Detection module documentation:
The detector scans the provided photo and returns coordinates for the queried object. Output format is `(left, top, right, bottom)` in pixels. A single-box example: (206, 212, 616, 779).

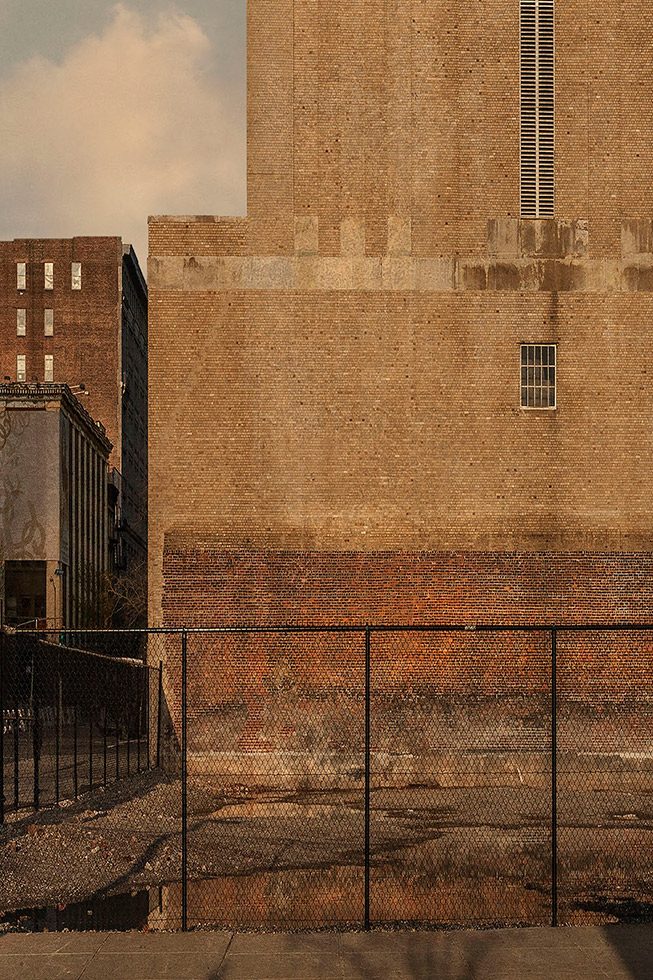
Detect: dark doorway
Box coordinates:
(4, 560, 46, 626)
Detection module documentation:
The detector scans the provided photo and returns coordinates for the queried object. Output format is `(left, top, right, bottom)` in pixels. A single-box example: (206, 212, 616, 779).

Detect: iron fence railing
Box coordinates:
(0, 631, 163, 819)
(1, 624, 653, 934)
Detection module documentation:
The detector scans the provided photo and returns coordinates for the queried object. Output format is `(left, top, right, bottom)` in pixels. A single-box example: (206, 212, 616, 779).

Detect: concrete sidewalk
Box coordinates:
(0, 923, 652, 979)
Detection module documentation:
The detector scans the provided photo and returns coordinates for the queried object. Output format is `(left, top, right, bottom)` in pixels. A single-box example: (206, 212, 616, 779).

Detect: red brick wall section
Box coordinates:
(159, 547, 653, 748)
(162, 546, 653, 628)
(0, 237, 123, 469)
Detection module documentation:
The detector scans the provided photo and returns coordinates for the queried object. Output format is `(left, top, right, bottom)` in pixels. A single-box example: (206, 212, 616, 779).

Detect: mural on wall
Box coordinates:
(0, 409, 47, 563)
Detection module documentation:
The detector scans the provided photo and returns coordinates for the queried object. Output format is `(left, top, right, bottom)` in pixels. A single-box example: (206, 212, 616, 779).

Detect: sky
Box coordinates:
(0, 0, 246, 268)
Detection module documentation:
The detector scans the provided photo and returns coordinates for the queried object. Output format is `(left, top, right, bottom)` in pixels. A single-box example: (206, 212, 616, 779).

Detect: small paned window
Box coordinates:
(520, 344, 556, 409)
(16, 354, 26, 382)
(44, 262, 54, 290)
(44, 309, 54, 336)
(16, 263, 26, 290)
(71, 262, 82, 290)
(44, 354, 54, 382)
(16, 309, 26, 336)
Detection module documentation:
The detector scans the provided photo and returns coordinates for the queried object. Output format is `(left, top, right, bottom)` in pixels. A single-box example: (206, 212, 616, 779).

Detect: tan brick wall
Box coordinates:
(148, 1, 653, 626)
(149, 285, 653, 622)
(150, 1, 653, 260)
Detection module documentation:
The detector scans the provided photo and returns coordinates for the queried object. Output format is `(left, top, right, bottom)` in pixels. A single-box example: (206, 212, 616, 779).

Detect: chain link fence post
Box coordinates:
(0, 629, 5, 826)
(55, 648, 61, 804)
(364, 625, 371, 931)
(156, 660, 163, 770)
(551, 626, 558, 928)
(145, 660, 151, 771)
(13, 684, 19, 812)
(32, 694, 40, 811)
(73, 701, 78, 800)
(103, 703, 108, 787)
(181, 628, 188, 932)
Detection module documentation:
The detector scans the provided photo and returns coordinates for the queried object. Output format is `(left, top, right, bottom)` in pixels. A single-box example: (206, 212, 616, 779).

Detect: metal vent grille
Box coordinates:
(520, 0, 555, 218)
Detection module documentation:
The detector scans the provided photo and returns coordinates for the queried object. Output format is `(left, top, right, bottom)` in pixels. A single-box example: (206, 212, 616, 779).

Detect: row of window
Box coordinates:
(16, 309, 54, 337)
(16, 262, 82, 291)
(12, 346, 556, 409)
(16, 354, 54, 383)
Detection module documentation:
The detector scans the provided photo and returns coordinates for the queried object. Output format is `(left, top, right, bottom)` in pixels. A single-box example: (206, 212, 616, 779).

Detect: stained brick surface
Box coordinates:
(1, 238, 123, 467)
(1, 236, 148, 564)
(161, 547, 653, 718)
(148, 2, 653, 632)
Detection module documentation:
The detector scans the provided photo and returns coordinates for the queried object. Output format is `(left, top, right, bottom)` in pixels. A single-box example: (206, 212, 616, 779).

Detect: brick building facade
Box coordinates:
(0, 384, 112, 627)
(148, 1, 653, 631)
(0, 238, 147, 604)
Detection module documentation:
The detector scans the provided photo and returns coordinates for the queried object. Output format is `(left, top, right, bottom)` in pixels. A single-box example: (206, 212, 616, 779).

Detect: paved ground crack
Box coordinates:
(215, 932, 234, 977)
(75, 932, 110, 980)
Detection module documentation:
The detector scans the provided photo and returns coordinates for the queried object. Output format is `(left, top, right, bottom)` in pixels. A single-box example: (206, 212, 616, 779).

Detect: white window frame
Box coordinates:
(44, 309, 54, 336)
(520, 0, 555, 218)
(16, 262, 26, 290)
(16, 354, 26, 382)
(44, 262, 54, 290)
(71, 262, 82, 290)
(520, 344, 557, 409)
(16, 309, 26, 337)
(44, 354, 54, 382)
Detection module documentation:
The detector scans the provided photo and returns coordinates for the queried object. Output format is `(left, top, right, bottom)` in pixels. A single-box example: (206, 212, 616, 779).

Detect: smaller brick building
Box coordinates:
(0, 383, 112, 627)
(0, 237, 147, 612)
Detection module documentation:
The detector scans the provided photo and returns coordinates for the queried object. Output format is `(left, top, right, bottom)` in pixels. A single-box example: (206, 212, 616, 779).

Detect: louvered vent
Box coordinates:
(520, 0, 555, 218)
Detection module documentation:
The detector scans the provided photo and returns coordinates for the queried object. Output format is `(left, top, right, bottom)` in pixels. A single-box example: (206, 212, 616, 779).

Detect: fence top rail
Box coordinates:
(1, 634, 148, 669)
(45, 641, 147, 669)
(184, 623, 653, 633)
(367, 623, 653, 633)
(2, 626, 170, 635)
(6, 623, 653, 636)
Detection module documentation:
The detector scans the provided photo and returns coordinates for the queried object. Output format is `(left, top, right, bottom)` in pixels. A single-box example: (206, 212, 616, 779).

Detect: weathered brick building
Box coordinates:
(0, 238, 147, 599)
(0, 383, 112, 627)
(148, 0, 653, 630)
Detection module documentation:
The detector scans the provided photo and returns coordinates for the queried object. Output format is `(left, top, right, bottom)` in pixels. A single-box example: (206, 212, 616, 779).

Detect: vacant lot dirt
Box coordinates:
(1, 757, 652, 931)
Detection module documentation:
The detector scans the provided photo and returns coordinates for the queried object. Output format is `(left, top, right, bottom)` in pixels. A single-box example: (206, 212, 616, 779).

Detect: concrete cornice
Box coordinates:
(0, 383, 112, 457)
(148, 217, 653, 293)
(148, 252, 653, 294)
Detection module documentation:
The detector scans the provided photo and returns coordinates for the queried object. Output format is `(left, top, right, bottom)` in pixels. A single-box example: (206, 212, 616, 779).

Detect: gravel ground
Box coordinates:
(1, 767, 652, 930)
(0, 772, 182, 911)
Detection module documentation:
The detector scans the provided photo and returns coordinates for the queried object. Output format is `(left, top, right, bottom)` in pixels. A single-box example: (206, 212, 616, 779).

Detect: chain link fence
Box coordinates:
(1, 625, 652, 933)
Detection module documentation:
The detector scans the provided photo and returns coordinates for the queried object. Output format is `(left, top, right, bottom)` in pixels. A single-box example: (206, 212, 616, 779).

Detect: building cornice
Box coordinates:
(149, 252, 653, 295)
(149, 218, 653, 294)
(0, 384, 112, 457)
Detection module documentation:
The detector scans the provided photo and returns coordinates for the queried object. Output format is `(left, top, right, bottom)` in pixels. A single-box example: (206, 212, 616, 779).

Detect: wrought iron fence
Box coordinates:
(0, 631, 163, 818)
(1, 624, 652, 934)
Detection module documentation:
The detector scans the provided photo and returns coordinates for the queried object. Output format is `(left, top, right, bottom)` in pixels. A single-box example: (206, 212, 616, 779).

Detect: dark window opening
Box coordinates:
(4, 560, 47, 626)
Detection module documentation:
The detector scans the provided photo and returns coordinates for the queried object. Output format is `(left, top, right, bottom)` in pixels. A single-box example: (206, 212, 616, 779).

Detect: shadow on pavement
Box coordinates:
(600, 923, 653, 980)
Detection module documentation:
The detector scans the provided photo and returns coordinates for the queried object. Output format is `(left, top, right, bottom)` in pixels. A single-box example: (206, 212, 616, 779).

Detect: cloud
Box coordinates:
(0, 4, 246, 268)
